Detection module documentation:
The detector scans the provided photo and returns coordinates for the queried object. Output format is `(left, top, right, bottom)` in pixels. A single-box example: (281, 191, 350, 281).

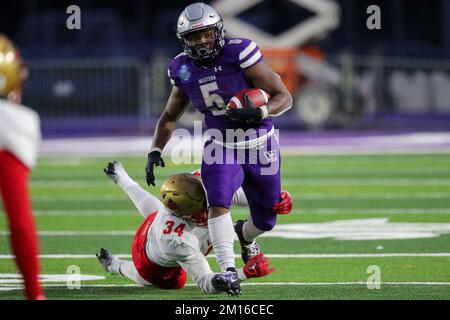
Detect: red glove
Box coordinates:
(243, 253, 276, 279)
(272, 191, 293, 215)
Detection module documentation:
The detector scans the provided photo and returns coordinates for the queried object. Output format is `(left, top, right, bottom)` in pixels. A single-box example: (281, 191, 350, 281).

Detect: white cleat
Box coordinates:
(96, 248, 120, 275)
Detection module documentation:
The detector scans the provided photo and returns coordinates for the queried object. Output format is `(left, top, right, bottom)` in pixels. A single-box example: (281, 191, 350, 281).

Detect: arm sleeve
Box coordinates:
(231, 187, 248, 207)
(169, 245, 220, 294)
(121, 182, 165, 218)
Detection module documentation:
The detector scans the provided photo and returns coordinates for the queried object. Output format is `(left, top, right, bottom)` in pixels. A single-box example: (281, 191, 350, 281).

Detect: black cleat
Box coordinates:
(234, 220, 260, 263)
(212, 267, 241, 296)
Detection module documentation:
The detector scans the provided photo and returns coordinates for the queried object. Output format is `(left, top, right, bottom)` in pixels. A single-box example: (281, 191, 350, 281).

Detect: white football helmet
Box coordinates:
(176, 2, 226, 62)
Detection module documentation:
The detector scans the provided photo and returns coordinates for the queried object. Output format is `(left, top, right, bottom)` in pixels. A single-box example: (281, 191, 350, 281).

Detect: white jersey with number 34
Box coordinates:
(145, 207, 216, 293)
(127, 178, 248, 294)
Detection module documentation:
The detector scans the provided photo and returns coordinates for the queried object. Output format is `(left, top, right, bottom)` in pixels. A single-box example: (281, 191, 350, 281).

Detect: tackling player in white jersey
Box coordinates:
(97, 161, 291, 295)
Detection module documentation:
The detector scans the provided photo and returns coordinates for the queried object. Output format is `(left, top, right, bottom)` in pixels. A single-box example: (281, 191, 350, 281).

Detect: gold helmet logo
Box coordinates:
(0, 34, 24, 100)
(160, 173, 207, 225)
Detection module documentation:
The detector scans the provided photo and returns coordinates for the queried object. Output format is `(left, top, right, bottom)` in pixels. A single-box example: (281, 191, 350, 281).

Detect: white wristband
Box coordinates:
(260, 105, 269, 119)
(237, 267, 247, 280)
(150, 147, 162, 154)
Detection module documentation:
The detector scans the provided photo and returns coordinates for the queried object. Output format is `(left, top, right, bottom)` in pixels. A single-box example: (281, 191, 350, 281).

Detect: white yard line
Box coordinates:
(26, 208, 450, 216)
(294, 193, 450, 200)
(33, 196, 130, 201)
(29, 179, 450, 188)
(33, 210, 135, 216)
(303, 208, 450, 214)
(281, 179, 450, 186)
(282, 148, 450, 156)
(1, 282, 450, 292)
(243, 282, 450, 286)
(0, 231, 136, 236)
(280, 168, 450, 174)
(32, 168, 450, 176)
(31, 193, 450, 201)
(264, 253, 450, 258)
(1, 253, 449, 259)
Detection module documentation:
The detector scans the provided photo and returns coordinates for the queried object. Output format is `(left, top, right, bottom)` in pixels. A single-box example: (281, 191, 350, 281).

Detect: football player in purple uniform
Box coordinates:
(145, 2, 292, 296)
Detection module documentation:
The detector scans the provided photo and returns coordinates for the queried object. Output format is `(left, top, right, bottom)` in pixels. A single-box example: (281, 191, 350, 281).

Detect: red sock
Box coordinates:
(0, 150, 45, 300)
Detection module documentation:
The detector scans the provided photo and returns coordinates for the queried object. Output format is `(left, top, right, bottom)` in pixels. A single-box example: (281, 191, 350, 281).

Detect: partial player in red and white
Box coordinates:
(97, 161, 291, 295)
(0, 34, 45, 300)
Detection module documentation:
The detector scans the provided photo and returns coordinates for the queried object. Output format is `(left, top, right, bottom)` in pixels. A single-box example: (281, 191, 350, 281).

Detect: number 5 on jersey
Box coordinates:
(163, 220, 185, 237)
(200, 81, 226, 116)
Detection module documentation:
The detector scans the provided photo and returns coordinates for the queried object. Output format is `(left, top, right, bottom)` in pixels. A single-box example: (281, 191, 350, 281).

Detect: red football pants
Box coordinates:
(0, 150, 44, 300)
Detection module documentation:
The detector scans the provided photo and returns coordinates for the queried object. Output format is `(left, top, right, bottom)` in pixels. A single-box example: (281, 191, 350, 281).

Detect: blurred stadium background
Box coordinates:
(1, 0, 450, 300)
(2, 0, 450, 137)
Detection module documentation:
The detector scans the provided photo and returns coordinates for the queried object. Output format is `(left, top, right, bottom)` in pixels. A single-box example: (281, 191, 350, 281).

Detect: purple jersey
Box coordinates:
(168, 38, 273, 134)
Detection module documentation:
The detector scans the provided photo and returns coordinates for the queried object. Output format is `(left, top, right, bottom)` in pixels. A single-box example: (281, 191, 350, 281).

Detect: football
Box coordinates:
(227, 88, 271, 110)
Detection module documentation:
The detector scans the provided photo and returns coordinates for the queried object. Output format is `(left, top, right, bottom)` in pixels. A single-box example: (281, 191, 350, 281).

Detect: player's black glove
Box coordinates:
(225, 94, 264, 124)
(145, 150, 165, 186)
